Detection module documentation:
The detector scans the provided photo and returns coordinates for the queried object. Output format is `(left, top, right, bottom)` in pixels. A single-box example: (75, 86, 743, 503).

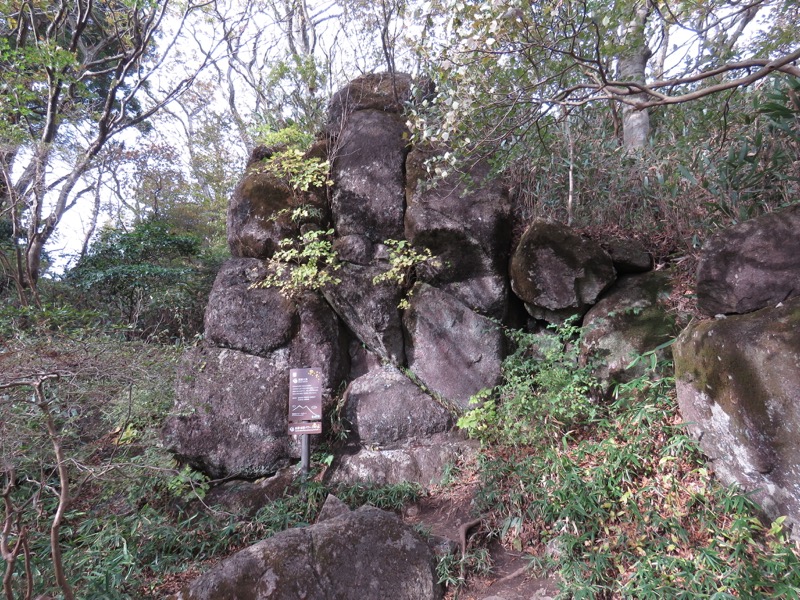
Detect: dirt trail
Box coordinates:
(403, 487, 560, 600)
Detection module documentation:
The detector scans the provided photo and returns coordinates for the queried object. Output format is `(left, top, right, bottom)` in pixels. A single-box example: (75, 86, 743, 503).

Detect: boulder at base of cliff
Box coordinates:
(510, 221, 616, 322)
(173, 506, 440, 600)
(165, 290, 347, 479)
(342, 365, 452, 446)
(326, 432, 477, 488)
(674, 297, 800, 536)
(696, 204, 800, 316)
(581, 272, 678, 388)
(403, 283, 505, 409)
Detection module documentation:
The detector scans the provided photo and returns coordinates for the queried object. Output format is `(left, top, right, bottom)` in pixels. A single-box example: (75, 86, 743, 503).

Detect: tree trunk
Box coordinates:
(617, 2, 653, 151)
(618, 45, 652, 150)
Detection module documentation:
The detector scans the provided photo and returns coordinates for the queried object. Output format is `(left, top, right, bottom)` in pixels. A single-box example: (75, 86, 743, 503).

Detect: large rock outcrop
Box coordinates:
(174, 505, 441, 600)
(510, 220, 616, 322)
(674, 297, 800, 534)
(696, 204, 800, 316)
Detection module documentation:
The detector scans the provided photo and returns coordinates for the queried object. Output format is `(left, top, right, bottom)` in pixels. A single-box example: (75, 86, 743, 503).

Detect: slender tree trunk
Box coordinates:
(617, 2, 652, 151)
(618, 45, 653, 150)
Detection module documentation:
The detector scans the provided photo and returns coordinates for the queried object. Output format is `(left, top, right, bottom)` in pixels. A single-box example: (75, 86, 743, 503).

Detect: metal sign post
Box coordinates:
(288, 368, 323, 478)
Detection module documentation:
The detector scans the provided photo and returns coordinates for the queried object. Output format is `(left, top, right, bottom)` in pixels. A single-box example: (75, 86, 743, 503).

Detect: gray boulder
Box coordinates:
(326, 433, 478, 488)
(405, 148, 512, 319)
(174, 506, 440, 600)
(581, 272, 677, 386)
(204, 258, 298, 356)
(162, 345, 293, 479)
(330, 109, 408, 243)
(696, 204, 800, 315)
(674, 297, 800, 535)
(343, 365, 452, 445)
(403, 284, 505, 409)
(510, 221, 616, 322)
(324, 261, 406, 365)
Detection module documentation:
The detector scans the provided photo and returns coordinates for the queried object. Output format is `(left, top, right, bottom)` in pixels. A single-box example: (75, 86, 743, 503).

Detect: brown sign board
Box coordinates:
(289, 368, 322, 421)
(289, 421, 323, 435)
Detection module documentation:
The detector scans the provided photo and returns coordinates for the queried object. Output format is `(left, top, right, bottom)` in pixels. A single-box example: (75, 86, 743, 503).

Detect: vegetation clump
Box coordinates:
(457, 322, 800, 598)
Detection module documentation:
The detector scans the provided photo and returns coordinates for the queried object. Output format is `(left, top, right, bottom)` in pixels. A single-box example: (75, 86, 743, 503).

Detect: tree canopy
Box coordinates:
(0, 0, 212, 299)
(411, 0, 800, 160)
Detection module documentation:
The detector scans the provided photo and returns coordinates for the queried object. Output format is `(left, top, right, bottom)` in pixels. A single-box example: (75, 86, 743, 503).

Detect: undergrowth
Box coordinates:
(459, 323, 800, 599)
(0, 326, 423, 599)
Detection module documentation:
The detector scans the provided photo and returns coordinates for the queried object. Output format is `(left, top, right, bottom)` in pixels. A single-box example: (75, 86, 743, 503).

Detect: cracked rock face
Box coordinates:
(403, 283, 506, 409)
(172, 505, 441, 600)
(674, 297, 800, 537)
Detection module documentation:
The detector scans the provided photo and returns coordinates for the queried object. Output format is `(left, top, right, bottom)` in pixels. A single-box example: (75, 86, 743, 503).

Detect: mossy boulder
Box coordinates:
(204, 258, 299, 356)
(323, 260, 406, 365)
(325, 432, 477, 489)
(227, 146, 329, 259)
(164, 293, 347, 479)
(674, 297, 800, 535)
(581, 272, 678, 389)
(329, 109, 408, 243)
(327, 72, 414, 130)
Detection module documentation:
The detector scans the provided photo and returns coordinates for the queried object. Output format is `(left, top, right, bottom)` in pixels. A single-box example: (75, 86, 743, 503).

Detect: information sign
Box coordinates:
(288, 368, 322, 422)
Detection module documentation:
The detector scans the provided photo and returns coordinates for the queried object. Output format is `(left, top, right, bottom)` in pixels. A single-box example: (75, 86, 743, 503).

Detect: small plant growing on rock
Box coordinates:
(372, 239, 433, 309)
(255, 228, 341, 298)
(261, 149, 332, 193)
